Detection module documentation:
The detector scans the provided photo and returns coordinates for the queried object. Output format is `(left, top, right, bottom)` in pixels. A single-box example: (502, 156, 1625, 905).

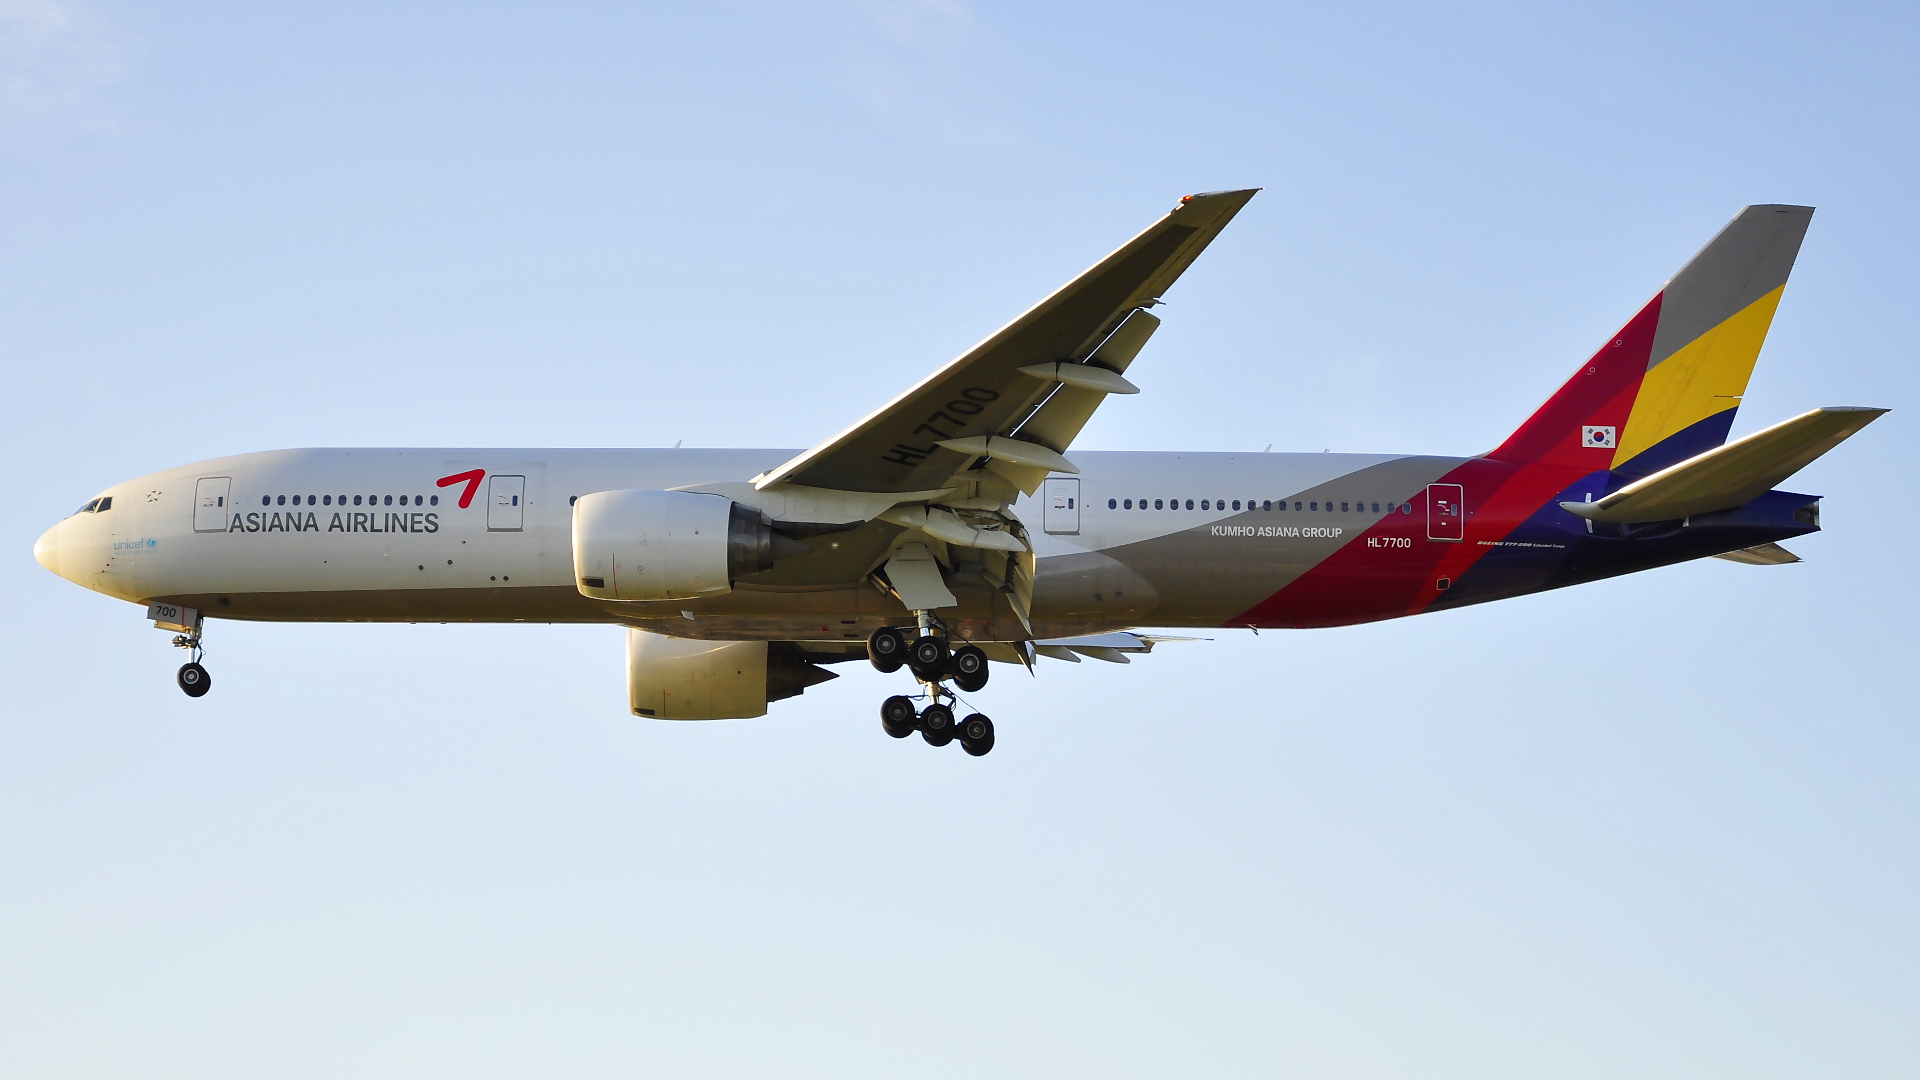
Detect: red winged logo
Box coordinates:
(436, 469, 486, 508)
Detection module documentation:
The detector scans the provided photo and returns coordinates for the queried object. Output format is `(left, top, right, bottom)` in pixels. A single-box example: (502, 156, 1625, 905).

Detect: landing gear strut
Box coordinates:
(172, 626, 211, 698)
(868, 619, 995, 756)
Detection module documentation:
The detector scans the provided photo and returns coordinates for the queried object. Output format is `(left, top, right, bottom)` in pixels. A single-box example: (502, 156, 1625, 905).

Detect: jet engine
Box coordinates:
(573, 489, 789, 601)
(626, 630, 837, 719)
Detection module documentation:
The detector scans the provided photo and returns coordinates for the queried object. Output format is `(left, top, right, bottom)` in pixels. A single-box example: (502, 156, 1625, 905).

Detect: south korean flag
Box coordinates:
(1583, 425, 1617, 448)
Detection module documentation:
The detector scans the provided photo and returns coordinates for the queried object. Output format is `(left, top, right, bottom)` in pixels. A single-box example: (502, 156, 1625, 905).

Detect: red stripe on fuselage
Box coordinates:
(1231, 293, 1663, 628)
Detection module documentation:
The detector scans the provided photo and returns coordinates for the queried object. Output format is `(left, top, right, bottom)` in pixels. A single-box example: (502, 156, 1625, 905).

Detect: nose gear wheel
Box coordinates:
(170, 624, 212, 698)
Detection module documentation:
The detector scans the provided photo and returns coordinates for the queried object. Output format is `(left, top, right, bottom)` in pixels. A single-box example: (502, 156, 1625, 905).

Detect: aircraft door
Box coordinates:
(488, 474, 526, 532)
(1043, 477, 1080, 535)
(193, 477, 231, 532)
(1426, 483, 1464, 541)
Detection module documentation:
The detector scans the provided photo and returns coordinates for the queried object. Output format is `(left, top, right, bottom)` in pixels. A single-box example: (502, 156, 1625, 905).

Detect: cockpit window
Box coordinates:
(73, 497, 111, 515)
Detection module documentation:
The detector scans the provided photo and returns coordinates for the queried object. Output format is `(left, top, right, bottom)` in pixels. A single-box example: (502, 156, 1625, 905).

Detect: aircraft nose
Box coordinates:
(34, 521, 61, 576)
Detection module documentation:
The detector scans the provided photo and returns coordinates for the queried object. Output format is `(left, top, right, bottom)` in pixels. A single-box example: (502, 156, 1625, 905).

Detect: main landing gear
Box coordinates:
(870, 623, 995, 757)
(172, 626, 211, 698)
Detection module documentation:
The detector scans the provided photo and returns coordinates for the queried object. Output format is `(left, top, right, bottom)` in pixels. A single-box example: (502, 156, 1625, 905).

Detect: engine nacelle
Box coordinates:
(626, 630, 836, 720)
(573, 489, 777, 601)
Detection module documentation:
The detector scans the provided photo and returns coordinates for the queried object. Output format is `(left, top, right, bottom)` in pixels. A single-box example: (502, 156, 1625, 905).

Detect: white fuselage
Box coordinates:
(36, 446, 1447, 636)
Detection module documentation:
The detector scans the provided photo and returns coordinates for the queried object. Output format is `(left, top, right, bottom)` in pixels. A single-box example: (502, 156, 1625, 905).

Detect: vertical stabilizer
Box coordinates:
(1489, 205, 1813, 475)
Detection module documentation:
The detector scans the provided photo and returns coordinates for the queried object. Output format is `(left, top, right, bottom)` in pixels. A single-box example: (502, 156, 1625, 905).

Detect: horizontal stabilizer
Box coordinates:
(1562, 406, 1887, 523)
(1714, 542, 1801, 565)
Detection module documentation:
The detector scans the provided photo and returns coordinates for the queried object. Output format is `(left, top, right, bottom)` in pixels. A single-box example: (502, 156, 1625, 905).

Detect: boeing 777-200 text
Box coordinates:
(35, 191, 1886, 756)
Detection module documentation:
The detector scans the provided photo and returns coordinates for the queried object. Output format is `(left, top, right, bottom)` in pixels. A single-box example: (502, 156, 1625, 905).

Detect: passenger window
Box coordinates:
(1372, 502, 1380, 513)
(323, 495, 331, 505)
(1184, 499, 1194, 510)
(1341, 502, 1349, 512)
(1263, 500, 1271, 511)
(353, 495, 362, 506)
(1154, 499, 1163, 509)
(1402, 503, 1412, 514)
(432, 495, 440, 506)
(1232, 500, 1241, 510)
(1201, 500, 1210, 510)
(384, 495, 393, 506)
(1123, 499, 1132, 509)
(276, 495, 285, 506)
(1310, 501, 1318, 511)
(1108, 498, 1117, 509)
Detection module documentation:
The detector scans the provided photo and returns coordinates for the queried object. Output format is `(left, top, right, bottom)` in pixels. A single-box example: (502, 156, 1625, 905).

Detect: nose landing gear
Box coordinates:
(869, 623, 995, 756)
(171, 627, 211, 698)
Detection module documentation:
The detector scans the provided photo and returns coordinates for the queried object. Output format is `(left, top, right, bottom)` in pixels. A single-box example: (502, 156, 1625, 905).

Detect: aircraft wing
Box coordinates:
(755, 189, 1259, 496)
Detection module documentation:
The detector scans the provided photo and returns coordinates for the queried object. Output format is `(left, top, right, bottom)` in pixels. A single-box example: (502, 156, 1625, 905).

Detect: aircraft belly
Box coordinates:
(157, 579, 1042, 643)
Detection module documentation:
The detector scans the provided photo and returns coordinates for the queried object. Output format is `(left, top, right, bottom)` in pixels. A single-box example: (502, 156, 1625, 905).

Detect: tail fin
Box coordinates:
(1489, 205, 1814, 475)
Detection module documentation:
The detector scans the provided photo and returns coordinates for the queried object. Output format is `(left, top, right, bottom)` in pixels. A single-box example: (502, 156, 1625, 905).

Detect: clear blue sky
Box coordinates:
(4, 2, 1916, 1076)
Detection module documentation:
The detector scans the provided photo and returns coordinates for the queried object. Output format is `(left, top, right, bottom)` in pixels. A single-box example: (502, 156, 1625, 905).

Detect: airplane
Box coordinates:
(34, 190, 1886, 757)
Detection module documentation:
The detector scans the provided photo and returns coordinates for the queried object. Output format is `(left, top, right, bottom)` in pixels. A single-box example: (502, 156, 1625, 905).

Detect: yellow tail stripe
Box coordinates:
(1612, 284, 1786, 467)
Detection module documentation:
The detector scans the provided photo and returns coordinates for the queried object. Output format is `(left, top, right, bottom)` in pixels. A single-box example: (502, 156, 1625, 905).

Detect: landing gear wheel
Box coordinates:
(868, 627, 906, 673)
(880, 695, 917, 738)
(910, 635, 949, 670)
(960, 713, 995, 757)
(177, 662, 211, 698)
(951, 645, 989, 692)
(920, 703, 954, 747)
